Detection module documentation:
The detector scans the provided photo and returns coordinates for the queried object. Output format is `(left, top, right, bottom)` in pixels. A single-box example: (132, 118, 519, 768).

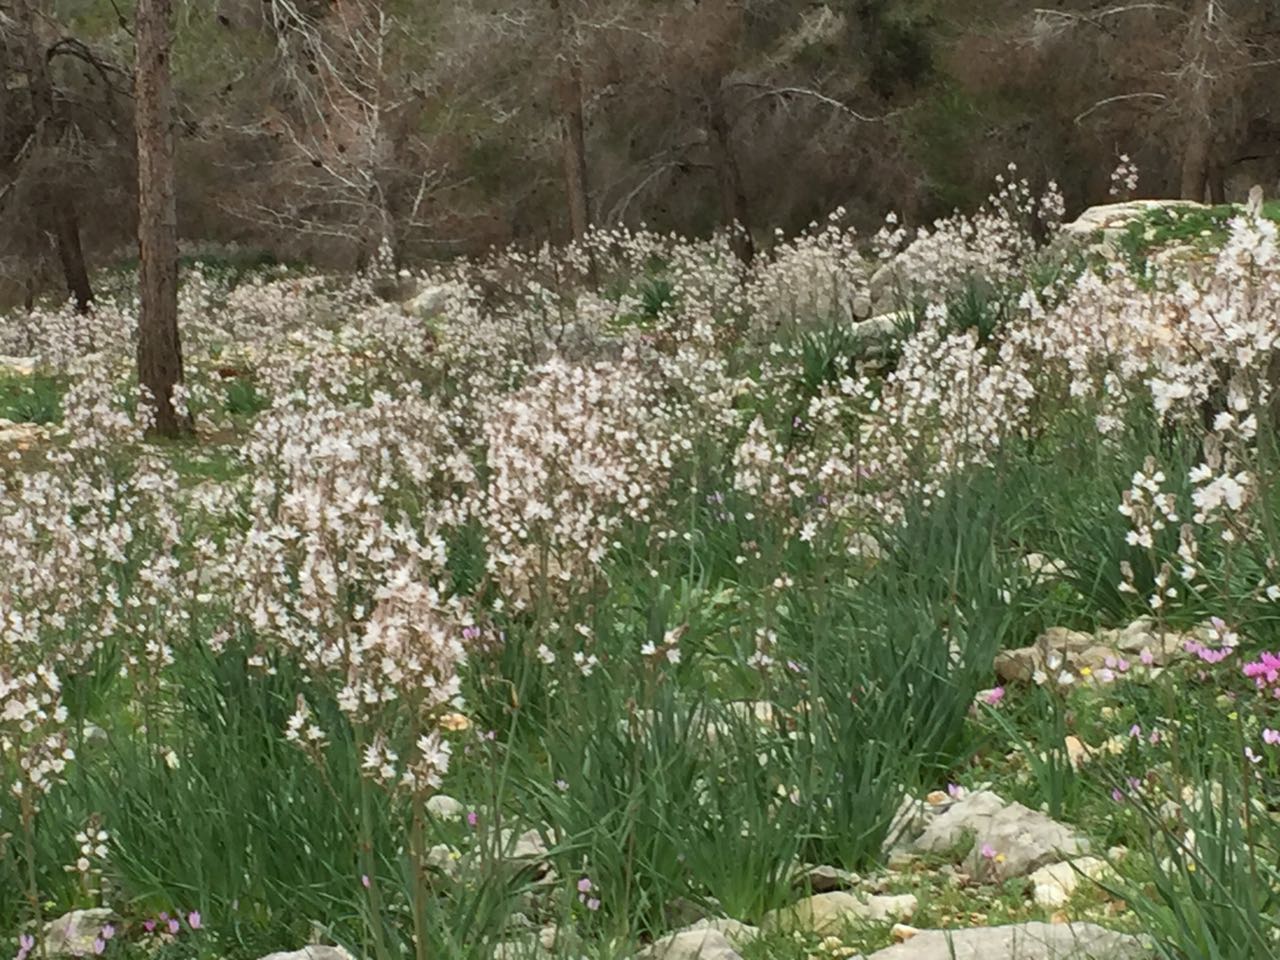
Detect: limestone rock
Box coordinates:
(994, 619, 1212, 685)
(257, 948, 357, 960)
(639, 928, 744, 960)
(44, 909, 115, 957)
(0, 355, 36, 376)
(1060, 200, 1209, 240)
(1028, 857, 1111, 908)
(908, 791, 1088, 880)
(426, 794, 465, 820)
(763, 891, 917, 935)
(404, 284, 450, 316)
(675, 918, 759, 948)
(796, 863, 861, 893)
(861, 922, 1150, 959)
(0, 419, 47, 448)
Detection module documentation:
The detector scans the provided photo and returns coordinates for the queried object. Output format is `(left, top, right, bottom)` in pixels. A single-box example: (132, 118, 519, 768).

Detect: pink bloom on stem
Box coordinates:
(980, 843, 996, 860)
(142, 920, 156, 933)
(1129, 724, 1141, 738)
(167, 919, 179, 935)
(186, 912, 201, 931)
(92, 938, 105, 956)
(947, 783, 962, 798)
(1111, 788, 1125, 803)
(577, 877, 593, 894)
(586, 898, 601, 911)
(100, 925, 115, 940)
(1264, 728, 1280, 745)
(1140, 649, 1154, 666)
(361, 874, 371, 889)
(466, 811, 478, 827)
(1244, 652, 1280, 691)
(984, 687, 1005, 706)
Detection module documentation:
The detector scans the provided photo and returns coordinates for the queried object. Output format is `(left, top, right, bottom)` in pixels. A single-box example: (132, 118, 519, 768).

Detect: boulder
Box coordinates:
(861, 922, 1151, 959)
(763, 892, 917, 935)
(907, 791, 1088, 881)
(1060, 200, 1209, 241)
(258, 950, 356, 960)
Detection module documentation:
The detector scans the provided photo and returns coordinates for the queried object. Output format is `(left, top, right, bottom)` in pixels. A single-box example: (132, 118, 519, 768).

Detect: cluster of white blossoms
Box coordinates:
(478, 354, 673, 609)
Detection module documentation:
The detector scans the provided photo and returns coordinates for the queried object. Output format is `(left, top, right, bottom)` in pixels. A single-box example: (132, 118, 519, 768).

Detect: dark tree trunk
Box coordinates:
(550, 0, 593, 251)
(1208, 162, 1227, 204)
(135, 0, 189, 437)
(18, 0, 95, 313)
(1180, 126, 1210, 201)
(706, 86, 754, 264)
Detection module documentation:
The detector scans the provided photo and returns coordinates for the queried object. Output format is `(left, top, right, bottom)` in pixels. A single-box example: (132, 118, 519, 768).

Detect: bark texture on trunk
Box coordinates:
(18, 0, 95, 313)
(550, 0, 592, 244)
(135, 0, 189, 437)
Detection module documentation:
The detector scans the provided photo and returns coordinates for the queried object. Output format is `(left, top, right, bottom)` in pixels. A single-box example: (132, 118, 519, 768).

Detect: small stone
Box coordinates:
(44, 910, 116, 957)
(425, 794, 465, 819)
(678, 918, 759, 948)
(1063, 736, 1089, 770)
(892, 924, 920, 942)
(640, 928, 743, 960)
(764, 892, 917, 935)
(798, 863, 861, 892)
(257, 949, 357, 960)
(1029, 857, 1111, 908)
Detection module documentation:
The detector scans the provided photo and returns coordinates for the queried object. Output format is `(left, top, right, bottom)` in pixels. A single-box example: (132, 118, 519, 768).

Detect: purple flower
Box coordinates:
(1111, 788, 1125, 803)
(983, 687, 1005, 706)
(142, 920, 156, 933)
(361, 874, 371, 889)
(1129, 724, 1142, 738)
(466, 811, 478, 827)
(1263, 728, 1280, 745)
(99, 925, 115, 940)
(186, 912, 201, 931)
(577, 877, 593, 894)
(586, 897, 601, 911)
(92, 938, 105, 956)
(167, 919, 179, 935)
(980, 843, 996, 860)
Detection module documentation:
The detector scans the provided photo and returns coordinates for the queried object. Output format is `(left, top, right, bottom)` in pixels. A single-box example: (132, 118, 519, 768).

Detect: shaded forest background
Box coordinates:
(3, 0, 1280, 307)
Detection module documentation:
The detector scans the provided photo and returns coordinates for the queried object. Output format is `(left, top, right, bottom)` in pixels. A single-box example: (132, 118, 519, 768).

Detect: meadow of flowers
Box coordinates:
(3, 168, 1280, 960)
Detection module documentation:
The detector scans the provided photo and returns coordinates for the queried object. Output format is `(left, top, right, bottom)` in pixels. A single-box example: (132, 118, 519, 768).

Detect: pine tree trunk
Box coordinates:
(135, 0, 189, 437)
(18, 0, 95, 313)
